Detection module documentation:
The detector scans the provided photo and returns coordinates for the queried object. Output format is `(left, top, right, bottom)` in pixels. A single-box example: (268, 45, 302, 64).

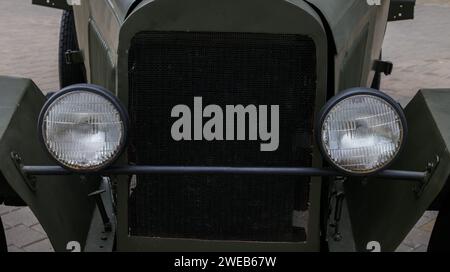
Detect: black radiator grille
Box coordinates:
(128, 32, 317, 242)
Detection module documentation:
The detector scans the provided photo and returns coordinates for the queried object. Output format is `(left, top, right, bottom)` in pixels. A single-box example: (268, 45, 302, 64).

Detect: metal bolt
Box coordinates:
(333, 233, 343, 242)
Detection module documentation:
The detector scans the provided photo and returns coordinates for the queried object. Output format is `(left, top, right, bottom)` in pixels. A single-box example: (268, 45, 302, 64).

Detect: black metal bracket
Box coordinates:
(21, 165, 427, 181)
(65, 50, 84, 65)
(389, 0, 416, 22)
(373, 60, 394, 76)
(330, 178, 346, 242)
(88, 189, 112, 232)
(415, 155, 440, 197)
(10, 152, 37, 192)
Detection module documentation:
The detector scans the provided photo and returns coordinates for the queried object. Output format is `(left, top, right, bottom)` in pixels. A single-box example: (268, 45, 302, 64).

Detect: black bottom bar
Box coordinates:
(21, 165, 426, 181)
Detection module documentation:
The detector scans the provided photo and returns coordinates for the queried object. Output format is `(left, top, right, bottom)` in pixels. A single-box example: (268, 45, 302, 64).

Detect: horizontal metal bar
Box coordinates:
(21, 165, 427, 181)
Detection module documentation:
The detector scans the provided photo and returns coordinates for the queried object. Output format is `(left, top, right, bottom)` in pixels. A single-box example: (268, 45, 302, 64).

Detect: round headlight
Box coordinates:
(318, 88, 407, 175)
(39, 84, 128, 172)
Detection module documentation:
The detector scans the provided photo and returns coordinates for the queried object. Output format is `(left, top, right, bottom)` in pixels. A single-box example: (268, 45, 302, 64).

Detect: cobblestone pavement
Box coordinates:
(1, 0, 450, 252)
(383, 0, 450, 107)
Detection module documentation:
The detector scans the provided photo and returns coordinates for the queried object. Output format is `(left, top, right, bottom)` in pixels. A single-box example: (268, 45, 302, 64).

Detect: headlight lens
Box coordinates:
(40, 85, 127, 171)
(319, 89, 406, 174)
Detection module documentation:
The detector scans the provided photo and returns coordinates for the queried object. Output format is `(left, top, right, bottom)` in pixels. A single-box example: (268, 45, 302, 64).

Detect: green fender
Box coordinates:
(0, 76, 99, 251)
(346, 89, 450, 252)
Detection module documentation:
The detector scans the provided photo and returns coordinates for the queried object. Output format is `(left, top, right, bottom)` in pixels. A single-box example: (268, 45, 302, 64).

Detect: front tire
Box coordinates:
(59, 10, 86, 88)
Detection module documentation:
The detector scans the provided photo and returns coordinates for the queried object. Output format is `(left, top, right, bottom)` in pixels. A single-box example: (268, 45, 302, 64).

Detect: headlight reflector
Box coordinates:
(318, 88, 406, 174)
(39, 85, 127, 172)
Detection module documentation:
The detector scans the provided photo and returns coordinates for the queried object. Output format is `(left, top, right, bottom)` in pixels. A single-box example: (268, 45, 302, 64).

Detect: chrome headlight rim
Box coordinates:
(38, 84, 129, 173)
(316, 87, 408, 176)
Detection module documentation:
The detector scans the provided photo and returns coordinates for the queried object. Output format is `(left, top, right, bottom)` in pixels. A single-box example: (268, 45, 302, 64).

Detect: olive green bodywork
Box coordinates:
(1, 0, 449, 252)
(346, 90, 450, 252)
(0, 77, 101, 251)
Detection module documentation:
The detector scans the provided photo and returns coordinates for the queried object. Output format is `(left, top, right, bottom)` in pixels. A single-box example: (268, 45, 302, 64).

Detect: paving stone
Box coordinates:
(4, 225, 46, 248)
(419, 220, 436, 233)
(402, 228, 433, 249)
(0, 0, 61, 93)
(423, 211, 439, 219)
(23, 239, 54, 252)
(395, 244, 414, 252)
(412, 245, 428, 252)
(7, 245, 25, 253)
(382, 4, 450, 105)
(417, 0, 450, 6)
(1, 208, 39, 228)
(0, 205, 20, 216)
(1, 217, 12, 230)
(413, 213, 435, 228)
(31, 224, 47, 235)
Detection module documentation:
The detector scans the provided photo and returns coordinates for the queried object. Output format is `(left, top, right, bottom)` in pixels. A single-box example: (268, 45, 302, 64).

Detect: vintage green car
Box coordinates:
(1, 0, 449, 252)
